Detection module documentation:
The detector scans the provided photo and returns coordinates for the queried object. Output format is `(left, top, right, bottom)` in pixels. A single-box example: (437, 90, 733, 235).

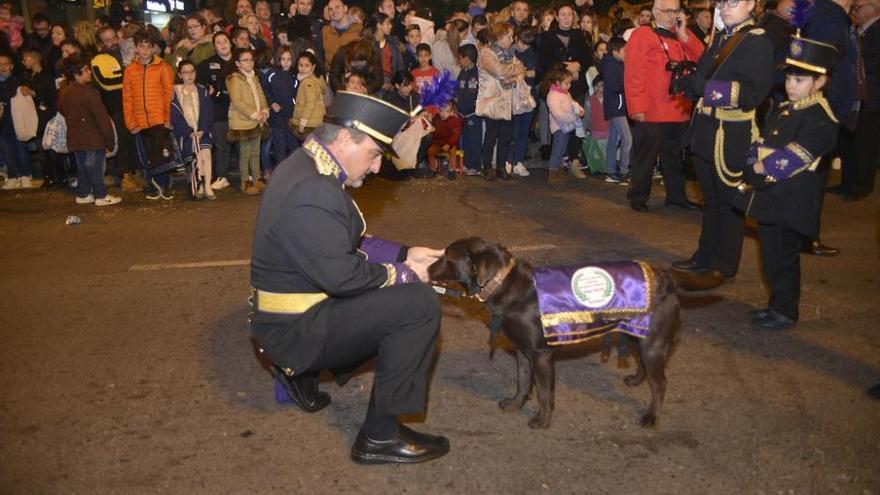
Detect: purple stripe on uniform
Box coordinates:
(361, 237, 404, 263)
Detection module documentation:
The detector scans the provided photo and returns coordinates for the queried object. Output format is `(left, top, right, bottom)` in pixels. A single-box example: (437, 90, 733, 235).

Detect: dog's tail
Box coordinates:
(668, 269, 726, 292)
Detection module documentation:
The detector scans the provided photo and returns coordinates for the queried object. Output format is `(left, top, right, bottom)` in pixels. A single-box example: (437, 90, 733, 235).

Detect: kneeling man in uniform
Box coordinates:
(249, 92, 448, 464)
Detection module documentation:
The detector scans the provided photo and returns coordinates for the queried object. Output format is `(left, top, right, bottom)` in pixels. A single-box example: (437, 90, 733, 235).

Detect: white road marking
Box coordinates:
(127, 244, 560, 272)
(128, 260, 250, 271)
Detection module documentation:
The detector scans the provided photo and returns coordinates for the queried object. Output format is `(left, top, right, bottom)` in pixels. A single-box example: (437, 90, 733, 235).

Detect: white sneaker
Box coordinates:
(76, 194, 95, 204)
(211, 177, 230, 190)
(512, 162, 530, 177)
(69, 178, 78, 188)
(95, 194, 122, 206)
(504, 162, 513, 176)
(19, 176, 34, 189)
(1, 177, 21, 190)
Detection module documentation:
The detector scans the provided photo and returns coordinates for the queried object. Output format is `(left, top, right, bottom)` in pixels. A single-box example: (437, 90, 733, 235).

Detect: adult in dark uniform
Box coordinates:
(734, 35, 840, 330)
(249, 92, 449, 464)
(671, 0, 775, 279)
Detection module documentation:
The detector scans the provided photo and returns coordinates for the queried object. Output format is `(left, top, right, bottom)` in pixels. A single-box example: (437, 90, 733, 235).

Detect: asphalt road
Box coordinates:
(1, 170, 878, 494)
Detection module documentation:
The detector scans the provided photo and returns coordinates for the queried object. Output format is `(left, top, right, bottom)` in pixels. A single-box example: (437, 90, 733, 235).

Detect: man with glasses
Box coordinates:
(92, 26, 139, 192)
(25, 13, 53, 62)
(835, 0, 880, 200)
(624, 0, 705, 212)
(672, 0, 775, 280)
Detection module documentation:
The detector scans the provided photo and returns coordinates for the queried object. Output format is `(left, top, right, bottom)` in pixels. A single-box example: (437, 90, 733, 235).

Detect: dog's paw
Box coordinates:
(638, 413, 657, 428)
(623, 374, 644, 387)
(499, 398, 523, 412)
(527, 415, 551, 429)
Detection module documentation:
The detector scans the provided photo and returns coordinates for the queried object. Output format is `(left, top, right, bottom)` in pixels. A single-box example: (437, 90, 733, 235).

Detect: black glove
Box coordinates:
(672, 73, 707, 100)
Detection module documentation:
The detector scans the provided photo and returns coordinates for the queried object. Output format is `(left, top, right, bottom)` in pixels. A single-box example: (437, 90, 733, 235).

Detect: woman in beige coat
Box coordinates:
(476, 22, 525, 181)
(227, 48, 269, 194)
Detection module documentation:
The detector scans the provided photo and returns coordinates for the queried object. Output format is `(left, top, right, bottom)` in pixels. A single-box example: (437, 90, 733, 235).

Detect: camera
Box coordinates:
(667, 60, 699, 94)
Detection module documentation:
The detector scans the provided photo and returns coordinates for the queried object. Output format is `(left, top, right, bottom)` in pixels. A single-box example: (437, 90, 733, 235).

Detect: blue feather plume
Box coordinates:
(790, 0, 812, 32)
(419, 70, 458, 110)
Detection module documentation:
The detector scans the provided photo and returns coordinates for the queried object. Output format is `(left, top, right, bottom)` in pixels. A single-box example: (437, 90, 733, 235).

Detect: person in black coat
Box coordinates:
(733, 36, 840, 330)
(672, 1, 775, 280)
(835, 0, 880, 199)
(250, 92, 449, 465)
(797, 0, 859, 256)
(538, 5, 592, 168)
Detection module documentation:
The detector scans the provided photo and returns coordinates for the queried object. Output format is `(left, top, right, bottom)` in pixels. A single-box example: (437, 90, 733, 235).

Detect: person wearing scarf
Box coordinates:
(322, 0, 364, 69)
(476, 22, 525, 181)
(172, 60, 215, 199)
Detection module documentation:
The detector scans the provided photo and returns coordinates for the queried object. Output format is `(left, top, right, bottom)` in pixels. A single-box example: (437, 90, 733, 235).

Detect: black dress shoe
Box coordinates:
(825, 184, 847, 195)
(350, 426, 450, 464)
(483, 169, 496, 181)
(748, 307, 772, 321)
(751, 309, 796, 331)
(804, 241, 840, 256)
(866, 383, 880, 400)
(665, 200, 702, 211)
(671, 257, 709, 272)
(630, 202, 648, 212)
(271, 367, 331, 413)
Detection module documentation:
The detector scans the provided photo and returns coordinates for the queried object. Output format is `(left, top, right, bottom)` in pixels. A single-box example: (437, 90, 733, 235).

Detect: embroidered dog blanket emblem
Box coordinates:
(533, 261, 655, 346)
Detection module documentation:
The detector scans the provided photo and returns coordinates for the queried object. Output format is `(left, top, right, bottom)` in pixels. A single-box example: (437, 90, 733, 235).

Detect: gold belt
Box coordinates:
(696, 98, 759, 187)
(250, 287, 328, 314)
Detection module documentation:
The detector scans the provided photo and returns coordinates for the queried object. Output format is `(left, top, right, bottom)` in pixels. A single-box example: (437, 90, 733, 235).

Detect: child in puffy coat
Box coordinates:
(543, 63, 584, 181)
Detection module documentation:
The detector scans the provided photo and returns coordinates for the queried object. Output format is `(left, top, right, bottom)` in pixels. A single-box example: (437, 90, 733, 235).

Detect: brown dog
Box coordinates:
(428, 237, 719, 429)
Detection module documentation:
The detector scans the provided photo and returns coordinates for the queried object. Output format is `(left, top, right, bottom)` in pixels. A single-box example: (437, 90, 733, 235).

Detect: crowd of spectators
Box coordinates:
(0, 0, 876, 206)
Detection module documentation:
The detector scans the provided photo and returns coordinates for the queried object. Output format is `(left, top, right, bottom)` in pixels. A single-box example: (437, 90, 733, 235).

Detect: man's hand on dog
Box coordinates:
(405, 247, 445, 282)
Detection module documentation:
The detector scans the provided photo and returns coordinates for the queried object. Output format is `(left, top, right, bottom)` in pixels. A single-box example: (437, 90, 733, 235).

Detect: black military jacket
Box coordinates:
(734, 94, 839, 236)
(249, 138, 409, 370)
(689, 20, 776, 177)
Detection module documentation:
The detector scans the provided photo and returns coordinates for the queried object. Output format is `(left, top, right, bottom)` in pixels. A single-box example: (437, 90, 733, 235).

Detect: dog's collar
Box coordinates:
(476, 259, 517, 302)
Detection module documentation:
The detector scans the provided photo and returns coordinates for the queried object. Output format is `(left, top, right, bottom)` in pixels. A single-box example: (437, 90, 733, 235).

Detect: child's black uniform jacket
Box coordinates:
(736, 93, 839, 237)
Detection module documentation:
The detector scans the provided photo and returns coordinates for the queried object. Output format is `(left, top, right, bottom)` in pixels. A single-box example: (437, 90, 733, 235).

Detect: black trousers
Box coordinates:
(757, 223, 802, 320)
(692, 155, 744, 277)
(626, 121, 689, 205)
(482, 118, 512, 171)
(839, 110, 880, 196)
(290, 284, 440, 418)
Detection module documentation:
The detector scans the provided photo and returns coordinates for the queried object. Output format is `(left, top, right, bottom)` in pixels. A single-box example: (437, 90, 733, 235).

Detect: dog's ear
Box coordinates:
(471, 245, 502, 289)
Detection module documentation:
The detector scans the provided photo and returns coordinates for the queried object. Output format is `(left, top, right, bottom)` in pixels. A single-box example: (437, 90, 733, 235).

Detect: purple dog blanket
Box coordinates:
(532, 261, 655, 346)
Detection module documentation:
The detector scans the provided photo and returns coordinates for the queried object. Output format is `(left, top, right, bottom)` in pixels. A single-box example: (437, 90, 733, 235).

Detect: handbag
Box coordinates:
(11, 87, 38, 141)
(512, 80, 536, 115)
(391, 115, 433, 170)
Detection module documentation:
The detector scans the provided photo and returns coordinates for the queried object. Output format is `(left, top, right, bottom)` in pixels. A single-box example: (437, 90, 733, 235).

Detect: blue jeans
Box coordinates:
(549, 130, 571, 170)
(74, 150, 108, 199)
(270, 127, 299, 168)
(0, 134, 31, 178)
(606, 116, 632, 175)
(260, 134, 272, 175)
(133, 133, 170, 189)
(460, 115, 483, 170)
(508, 110, 534, 164)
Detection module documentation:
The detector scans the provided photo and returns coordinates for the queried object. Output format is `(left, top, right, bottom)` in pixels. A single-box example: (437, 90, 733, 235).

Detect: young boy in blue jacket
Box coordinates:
(456, 44, 481, 175)
(600, 37, 631, 183)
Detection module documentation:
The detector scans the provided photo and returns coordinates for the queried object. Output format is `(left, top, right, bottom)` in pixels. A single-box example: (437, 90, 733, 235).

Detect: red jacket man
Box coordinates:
(624, 25, 704, 122)
(621, 1, 705, 212)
